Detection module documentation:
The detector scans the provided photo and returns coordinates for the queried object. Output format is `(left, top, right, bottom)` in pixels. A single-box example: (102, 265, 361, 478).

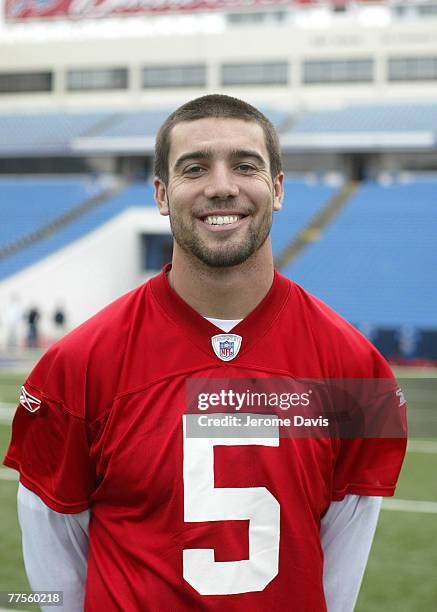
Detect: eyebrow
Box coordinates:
(173, 148, 267, 173)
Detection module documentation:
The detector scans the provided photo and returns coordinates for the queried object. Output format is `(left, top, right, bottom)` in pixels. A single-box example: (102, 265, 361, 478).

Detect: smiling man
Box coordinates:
(154, 104, 284, 321)
(4, 95, 406, 611)
(157, 116, 282, 271)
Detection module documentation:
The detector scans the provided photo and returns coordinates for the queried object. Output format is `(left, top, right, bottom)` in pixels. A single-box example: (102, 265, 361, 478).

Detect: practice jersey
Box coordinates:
(4, 266, 407, 611)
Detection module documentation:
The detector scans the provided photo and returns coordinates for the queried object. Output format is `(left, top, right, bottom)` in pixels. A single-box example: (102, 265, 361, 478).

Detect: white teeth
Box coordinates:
(204, 215, 240, 225)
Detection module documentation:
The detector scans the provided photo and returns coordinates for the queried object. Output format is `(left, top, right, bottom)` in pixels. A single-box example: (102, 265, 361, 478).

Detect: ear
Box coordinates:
(273, 172, 284, 212)
(154, 178, 170, 216)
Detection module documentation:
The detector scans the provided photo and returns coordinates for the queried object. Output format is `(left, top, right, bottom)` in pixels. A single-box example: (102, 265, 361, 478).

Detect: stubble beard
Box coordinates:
(168, 203, 273, 269)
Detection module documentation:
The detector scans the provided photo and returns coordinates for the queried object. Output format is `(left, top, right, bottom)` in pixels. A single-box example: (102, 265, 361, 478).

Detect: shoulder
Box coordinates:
(57, 279, 151, 356)
(24, 280, 153, 419)
(286, 278, 393, 378)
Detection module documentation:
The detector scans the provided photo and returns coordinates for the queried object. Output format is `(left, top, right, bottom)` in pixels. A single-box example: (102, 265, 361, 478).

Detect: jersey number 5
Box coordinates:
(182, 414, 280, 595)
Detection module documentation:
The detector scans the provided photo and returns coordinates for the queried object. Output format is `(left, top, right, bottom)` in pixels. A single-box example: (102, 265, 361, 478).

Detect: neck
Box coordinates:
(168, 240, 275, 319)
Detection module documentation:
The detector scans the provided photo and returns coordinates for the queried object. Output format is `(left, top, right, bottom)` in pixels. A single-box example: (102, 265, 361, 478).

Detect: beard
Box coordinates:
(168, 203, 273, 268)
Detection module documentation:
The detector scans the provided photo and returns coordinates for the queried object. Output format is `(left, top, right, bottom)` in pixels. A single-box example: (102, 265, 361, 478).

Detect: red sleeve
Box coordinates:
(332, 357, 407, 501)
(3, 382, 95, 514)
(332, 437, 407, 500)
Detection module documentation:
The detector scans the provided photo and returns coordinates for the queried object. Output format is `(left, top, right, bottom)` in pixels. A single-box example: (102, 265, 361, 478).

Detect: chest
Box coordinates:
(89, 376, 336, 524)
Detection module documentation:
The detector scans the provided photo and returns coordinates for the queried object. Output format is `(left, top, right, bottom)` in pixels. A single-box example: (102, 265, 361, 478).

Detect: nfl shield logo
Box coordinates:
(211, 334, 242, 362)
(220, 340, 234, 359)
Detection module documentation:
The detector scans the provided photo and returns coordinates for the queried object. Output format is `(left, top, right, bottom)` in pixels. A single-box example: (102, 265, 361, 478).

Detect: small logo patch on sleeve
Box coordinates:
(396, 387, 406, 407)
(19, 385, 42, 413)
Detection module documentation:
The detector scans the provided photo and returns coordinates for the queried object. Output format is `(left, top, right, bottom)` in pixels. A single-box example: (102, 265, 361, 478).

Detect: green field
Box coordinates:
(0, 369, 436, 610)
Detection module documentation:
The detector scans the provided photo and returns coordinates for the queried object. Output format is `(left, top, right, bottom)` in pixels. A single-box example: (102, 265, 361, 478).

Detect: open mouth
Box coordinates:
(200, 214, 247, 226)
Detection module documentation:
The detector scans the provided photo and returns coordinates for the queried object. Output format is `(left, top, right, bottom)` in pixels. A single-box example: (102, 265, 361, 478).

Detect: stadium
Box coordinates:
(0, 0, 436, 609)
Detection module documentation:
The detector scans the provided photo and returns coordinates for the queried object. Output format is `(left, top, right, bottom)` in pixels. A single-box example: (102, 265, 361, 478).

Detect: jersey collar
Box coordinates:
(150, 263, 292, 360)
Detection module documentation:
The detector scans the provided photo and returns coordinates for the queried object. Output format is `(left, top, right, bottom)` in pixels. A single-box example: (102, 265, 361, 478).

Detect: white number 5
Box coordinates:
(183, 414, 280, 595)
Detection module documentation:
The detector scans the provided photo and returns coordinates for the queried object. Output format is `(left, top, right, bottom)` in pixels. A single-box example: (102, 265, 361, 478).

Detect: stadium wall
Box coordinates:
(0, 207, 170, 347)
(1, 16, 437, 110)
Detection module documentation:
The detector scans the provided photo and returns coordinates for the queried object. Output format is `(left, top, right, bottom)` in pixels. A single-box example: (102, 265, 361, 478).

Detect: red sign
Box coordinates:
(5, 0, 301, 20)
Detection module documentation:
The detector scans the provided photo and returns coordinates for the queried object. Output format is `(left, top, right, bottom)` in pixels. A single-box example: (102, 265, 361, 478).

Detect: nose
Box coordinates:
(203, 164, 239, 200)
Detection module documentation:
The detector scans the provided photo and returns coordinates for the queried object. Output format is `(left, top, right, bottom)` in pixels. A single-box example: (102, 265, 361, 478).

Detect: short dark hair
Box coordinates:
(154, 94, 282, 184)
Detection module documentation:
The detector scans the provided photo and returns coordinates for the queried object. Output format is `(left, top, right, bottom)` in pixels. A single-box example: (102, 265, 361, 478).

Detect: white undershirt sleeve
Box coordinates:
(321, 494, 382, 612)
(17, 483, 90, 612)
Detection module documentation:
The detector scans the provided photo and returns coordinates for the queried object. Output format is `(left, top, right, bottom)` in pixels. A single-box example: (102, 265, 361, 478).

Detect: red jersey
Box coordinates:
(4, 267, 406, 611)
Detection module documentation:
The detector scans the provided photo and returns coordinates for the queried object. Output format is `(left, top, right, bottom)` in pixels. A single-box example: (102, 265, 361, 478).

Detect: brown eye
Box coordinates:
(237, 164, 255, 173)
(185, 165, 204, 175)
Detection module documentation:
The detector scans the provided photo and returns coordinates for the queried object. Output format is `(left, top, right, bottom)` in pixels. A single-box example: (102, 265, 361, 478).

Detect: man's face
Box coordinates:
(154, 117, 283, 268)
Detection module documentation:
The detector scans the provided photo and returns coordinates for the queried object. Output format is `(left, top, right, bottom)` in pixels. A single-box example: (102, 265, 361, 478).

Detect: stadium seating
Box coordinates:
(0, 112, 114, 155)
(0, 180, 155, 281)
(83, 106, 290, 146)
(2, 102, 437, 156)
(283, 178, 437, 328)
(271, 178, 337, 257)
(90, 110, 172, 139)
(0, 175, 335, 280)
(0, 108, 289, 155)
(2, 174, 435, 334)
(0, 176, 104, 249)
(288, 103, 437, 134)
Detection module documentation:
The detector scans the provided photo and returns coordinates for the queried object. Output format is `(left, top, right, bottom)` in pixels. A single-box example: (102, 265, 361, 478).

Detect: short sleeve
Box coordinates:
(332, 437, 407, 500)
(3, 380, 95, 514)
(332, 362, 407, 501)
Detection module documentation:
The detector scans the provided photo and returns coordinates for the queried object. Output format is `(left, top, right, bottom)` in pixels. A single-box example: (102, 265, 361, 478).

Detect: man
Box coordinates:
(4, 94, 406, 611)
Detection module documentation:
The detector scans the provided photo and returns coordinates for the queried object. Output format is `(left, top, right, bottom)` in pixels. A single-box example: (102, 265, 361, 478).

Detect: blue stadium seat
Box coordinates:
(0, 176, 337, 280)
(0, 107, 291, 156)
(271, 178, 336, 257)
(283, 179, 437, 327)
(0, 112, 114, 155)
(77, 107, 289, 139)
(0, 180, 155, 281)
(288, 103, 437, 134)
(92, 110, 171, 139)
(0, 176, 104, 249)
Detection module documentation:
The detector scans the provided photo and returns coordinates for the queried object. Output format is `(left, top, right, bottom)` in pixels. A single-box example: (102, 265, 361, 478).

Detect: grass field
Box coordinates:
(0, 368, 436, 610)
